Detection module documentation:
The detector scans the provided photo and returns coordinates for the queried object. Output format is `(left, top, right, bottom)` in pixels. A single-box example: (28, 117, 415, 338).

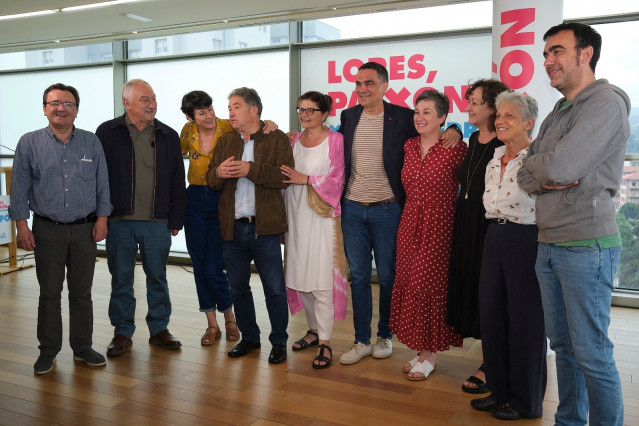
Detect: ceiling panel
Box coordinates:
(0, 0, 473, 52)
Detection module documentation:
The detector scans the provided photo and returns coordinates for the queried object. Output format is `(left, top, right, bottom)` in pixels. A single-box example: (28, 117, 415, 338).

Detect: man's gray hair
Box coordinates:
(495, 91, 538, 138)
(229, 87, 263, 117)
(122, 79, 152, 102)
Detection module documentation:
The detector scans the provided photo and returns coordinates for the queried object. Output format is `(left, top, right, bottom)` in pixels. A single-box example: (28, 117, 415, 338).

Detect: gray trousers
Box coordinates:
(33, 217, 97, 356)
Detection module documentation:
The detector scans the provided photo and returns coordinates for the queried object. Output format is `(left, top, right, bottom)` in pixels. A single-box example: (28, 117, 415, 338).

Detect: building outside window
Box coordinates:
(42, 51, 53, 64)
(155, 38, 168, 55)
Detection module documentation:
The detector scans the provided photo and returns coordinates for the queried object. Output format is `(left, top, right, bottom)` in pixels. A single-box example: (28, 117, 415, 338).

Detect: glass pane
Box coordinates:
(127, 50, 290, 252)
(616, 202, 639, 290)
(304, 1, 639, 43)
(0, 67, 114, 155)
(304, 2, 492, 41)
(127, 23, 289, 59)
(565, 0, 639, 18)
(592, 21, 639, 156)
(589, 20, 639, 291)
(0, 43, 113, 71)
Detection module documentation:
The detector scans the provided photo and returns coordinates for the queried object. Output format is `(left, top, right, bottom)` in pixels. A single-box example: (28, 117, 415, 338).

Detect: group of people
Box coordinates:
(9, 21, 630, 425)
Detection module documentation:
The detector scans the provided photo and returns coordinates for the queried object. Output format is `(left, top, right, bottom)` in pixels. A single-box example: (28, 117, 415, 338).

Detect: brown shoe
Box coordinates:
(107, 334, 132, 357)
(149, 330, 182, 350)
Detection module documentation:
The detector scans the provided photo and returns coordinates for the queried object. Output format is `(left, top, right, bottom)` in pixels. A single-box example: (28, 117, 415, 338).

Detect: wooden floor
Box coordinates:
(1, 249, 638, 425)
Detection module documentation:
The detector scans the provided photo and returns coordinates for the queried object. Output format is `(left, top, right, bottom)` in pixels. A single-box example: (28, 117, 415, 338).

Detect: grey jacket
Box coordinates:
(517, 79, 630, 244)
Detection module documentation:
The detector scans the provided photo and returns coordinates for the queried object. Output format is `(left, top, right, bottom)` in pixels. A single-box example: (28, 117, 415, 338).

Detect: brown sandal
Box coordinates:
(225, 320, 240, 341)
(201, 326, 221, 346)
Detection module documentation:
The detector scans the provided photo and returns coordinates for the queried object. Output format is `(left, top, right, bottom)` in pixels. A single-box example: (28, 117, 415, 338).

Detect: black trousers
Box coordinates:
(33, 217, 97, 356)
(478, 221, 547, 418)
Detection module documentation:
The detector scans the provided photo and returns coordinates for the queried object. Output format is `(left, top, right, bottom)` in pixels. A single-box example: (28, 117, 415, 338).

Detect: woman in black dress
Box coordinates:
(445, 79, 509, 393)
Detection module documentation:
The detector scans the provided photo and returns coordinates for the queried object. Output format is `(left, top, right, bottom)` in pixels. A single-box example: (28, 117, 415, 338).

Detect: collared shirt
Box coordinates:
(234, 137, 256, 218)
(9, 126, 112, 222)
(112, 114, 155, 221)
(483, 145, 536, 225)
(346, 110, 394, 202)
(181, 118, 233, 185)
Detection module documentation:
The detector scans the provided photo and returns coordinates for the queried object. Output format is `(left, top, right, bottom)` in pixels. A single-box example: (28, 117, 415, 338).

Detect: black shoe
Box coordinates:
(471, 393, 503, 411)
(34, 354, 56, 375)
(490, 403, 522, 420)
(268, 343, 287, 364)
(73, 348, 106, 367)
(228, 340, 261, 358)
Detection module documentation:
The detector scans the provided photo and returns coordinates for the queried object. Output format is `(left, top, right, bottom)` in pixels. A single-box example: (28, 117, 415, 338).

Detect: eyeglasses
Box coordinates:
(45, 101, 76, 109)
(296, 107, 321, 116)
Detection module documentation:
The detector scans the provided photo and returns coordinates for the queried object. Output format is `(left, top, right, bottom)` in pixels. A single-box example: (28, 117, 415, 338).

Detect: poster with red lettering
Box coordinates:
(300, 33, 491, 139)
(493, 0, 563, 137)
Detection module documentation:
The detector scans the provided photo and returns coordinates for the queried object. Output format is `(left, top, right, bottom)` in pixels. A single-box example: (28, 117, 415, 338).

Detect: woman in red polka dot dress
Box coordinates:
(390, 90, 467, 380)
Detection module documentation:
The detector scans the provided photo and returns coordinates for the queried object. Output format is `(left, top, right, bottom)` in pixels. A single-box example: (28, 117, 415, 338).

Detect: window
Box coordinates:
(155, 38, 168, 54)
(0, 43, 113, 70)
(0, 66, 114, 154)
(127, 50, 290, 253)
(304, 2, 492, 41)
(42, 51, 54, 64)
(127, 23, 288, 59)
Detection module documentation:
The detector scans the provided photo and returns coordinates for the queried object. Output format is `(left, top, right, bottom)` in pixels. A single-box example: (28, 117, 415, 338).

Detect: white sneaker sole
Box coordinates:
(372, 351, 392, 359)
(73, 355, 106, 367)
(34, 359, 55, 375)
(339, 352, 371, 365)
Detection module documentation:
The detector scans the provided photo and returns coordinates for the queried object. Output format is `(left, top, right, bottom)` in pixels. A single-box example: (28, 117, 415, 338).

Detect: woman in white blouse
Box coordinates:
(470, 91, 546, 421)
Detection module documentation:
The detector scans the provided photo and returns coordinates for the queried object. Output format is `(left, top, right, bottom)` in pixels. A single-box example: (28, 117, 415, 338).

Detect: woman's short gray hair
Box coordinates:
(414, 89, 449, 119)
(495, 91, 539, 137)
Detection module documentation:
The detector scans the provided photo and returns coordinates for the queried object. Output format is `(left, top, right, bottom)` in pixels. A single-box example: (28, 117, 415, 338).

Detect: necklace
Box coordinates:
(464, 137, 490, 199)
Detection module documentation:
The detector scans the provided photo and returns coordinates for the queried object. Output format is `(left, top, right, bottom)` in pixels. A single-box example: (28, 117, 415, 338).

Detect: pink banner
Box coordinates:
(492, 0, 563, 137)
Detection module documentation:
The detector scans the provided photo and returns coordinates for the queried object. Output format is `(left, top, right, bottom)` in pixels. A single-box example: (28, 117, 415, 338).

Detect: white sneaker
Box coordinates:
(372, 337, 392, 359)
(339, 342, 372, 365)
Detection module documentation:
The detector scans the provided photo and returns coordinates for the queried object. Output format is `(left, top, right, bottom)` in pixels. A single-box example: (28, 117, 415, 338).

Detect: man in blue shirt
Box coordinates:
(9, 83, 112, 375)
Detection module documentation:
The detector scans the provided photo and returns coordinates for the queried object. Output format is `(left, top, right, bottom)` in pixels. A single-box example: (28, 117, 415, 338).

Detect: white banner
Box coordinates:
(300, 34, 492, 139)
(0, 195, 11, 244)
(492, 0, 563, 137)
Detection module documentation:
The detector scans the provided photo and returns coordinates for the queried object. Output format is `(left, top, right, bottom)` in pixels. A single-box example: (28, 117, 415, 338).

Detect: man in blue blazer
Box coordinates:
(338, 62, 461, 364)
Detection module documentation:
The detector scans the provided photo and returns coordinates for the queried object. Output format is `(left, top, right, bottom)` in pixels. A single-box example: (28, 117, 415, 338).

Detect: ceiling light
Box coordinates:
(0, 10, 56, 21)
(0, 0, 144, 21)
(122, 13, 153, 22)
(62, 0, 143, 12)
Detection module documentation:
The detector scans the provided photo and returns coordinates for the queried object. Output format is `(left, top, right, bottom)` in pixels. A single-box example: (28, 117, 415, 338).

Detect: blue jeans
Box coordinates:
(536, 243, 623, 426)
(184, 185, 232, 313)
(341, 198, 402, 344)
(222, 221, 288, 344)
(106, 220, 173, 338)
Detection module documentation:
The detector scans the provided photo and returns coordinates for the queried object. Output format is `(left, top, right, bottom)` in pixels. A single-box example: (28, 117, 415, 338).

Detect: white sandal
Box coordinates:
(403, 354, 420, 373)
(407, 360, 435, 381)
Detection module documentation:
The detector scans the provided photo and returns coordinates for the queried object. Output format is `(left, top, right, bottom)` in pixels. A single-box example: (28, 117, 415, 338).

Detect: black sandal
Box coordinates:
(291, 330, 319, 351)
(312, 344, 332, 369)
(462, 363, 489, 394)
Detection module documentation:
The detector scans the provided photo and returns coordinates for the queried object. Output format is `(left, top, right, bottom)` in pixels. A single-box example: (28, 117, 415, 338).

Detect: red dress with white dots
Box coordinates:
(390, 136, 467, 352)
